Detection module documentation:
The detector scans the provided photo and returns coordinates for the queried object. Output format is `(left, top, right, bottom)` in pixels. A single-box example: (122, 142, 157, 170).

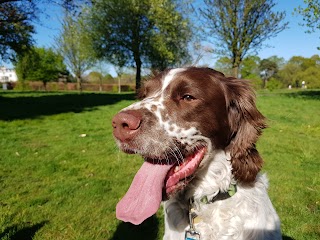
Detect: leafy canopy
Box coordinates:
(55, 12, 96, 91)
(15, 47, 67, 85)
(87, 0, 192, 89)
(0, 0, 87, 62)
(200, 0, 288, 77)
(295, 0, 320, 49)
(0, 1, 36, 62)
(295, 0, 320, 33)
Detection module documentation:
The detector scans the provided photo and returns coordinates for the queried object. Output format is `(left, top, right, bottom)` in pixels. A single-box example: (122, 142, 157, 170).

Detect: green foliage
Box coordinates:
(214, 56, 233, 76)
(0, 1, 36, 62)
(266, 77, 284, 91)
(104, 73, 116, 84)
(14, 47, 68, 89)
(295, 0, 320, 34)
(0, 0, 84, 62)
(247, 74, 263, 90)
(267, 55, 286, 70)
(87, 0, 192, 89)
(29, 48, 67, 83)
(214, 54, 320, 90)
(86, 71, 103, 83)
(0, 91, 319, 239)
(56, 12, 96, 91)
(241, 55, 261, 79)
(277, 55, 320, 88)
(294, 0, 320, 50)
(215, 55, 261, 79)
(296, 66, 320, 88)
(259, 58, 278, 88)
(200, 0, 288, 77)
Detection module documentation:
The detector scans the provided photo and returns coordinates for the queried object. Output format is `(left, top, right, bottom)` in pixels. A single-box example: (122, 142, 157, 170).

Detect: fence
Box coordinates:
(11, 81, 135, 92)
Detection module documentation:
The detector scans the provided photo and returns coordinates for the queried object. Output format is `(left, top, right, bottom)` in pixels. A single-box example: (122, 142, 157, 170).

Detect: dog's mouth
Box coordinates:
(164, 147, 206, 197)
(116, 145, 207, 225)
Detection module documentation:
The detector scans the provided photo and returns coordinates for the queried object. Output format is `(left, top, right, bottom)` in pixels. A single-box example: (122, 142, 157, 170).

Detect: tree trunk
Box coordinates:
(99, 76, 102, 92)
(232, 65, 239, 78)
(76, 75, 82, 92)
(262, 78, 267, 89)
(135, 57, 142, 91)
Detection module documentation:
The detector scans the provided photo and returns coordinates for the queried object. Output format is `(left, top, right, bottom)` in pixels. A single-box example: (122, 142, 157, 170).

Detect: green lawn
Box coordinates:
(0, 90, 319, 240)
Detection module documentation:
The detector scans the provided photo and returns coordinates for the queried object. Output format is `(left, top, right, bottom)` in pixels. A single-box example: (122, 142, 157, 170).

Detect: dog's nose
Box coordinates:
(112, 110, 142, 142)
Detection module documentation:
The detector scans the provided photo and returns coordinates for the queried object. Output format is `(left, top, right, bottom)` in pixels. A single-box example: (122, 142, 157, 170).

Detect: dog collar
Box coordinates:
(185, 184, 237, 240)
(199, 183, 237, 204)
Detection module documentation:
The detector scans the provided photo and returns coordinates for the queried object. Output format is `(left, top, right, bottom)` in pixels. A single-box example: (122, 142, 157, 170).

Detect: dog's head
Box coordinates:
(112, 67, 266, 224)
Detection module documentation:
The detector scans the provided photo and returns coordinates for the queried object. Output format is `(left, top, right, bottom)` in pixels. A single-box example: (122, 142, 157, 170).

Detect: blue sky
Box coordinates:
(258, 0, 319, 60)
(4, 0, 320, 71)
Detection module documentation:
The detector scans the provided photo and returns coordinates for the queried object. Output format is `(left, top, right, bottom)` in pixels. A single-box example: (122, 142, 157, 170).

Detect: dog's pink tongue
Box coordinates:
(116, 162, 172, 225)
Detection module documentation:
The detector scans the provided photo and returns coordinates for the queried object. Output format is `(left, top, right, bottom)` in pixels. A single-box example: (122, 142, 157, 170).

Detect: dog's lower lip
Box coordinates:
(164, 146, 207, 196)
(122, 148, 136, 154)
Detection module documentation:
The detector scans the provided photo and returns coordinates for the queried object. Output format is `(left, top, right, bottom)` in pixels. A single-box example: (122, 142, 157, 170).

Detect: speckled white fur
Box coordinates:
(124, 68, 199, 145)
(163, 150, 281, 240)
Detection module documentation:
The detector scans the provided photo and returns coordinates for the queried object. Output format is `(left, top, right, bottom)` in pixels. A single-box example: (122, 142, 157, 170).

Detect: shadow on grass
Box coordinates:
(0, 221, 48, 240)
(111, 215, 159, 240)
(284, 89, 320, 100)
(283, 236, 295, 240)
(0, 92, 136, 121)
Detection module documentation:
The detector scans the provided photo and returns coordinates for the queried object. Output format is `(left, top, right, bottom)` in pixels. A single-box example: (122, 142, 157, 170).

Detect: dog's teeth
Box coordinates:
(174, 166, 180, 172)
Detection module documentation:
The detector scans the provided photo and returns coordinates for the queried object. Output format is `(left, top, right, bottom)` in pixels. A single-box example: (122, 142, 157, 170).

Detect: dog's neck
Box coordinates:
(184, 149, 236, 203)
(180, 150, 237, 236)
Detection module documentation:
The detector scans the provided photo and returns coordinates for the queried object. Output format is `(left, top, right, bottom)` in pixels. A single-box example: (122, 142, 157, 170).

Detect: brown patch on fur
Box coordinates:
(167, 67, 266, 183)
(138, 70, 168, 99)
(222, 77, 266, 183)
(151, 105, 158, 112)
(163, 68, 232, 149)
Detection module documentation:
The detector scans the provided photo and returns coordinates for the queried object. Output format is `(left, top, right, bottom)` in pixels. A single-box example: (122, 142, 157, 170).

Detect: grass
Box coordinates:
(0, 89, 319, 240)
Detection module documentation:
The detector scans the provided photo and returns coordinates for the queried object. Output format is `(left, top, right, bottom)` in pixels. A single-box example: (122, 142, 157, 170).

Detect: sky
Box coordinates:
(258, 0, 319, 60)
(3, 0, 320, 73)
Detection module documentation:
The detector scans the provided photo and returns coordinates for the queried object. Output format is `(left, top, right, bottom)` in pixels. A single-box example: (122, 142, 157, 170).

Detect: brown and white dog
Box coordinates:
(112, 67, 281, 240)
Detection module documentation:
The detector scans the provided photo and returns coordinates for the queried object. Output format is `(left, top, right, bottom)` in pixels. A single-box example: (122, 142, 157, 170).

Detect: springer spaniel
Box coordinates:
(112, 67, 281, 240)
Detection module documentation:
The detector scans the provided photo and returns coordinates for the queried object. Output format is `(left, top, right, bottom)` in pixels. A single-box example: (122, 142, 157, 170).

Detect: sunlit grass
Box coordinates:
(0, 90, 319, 239)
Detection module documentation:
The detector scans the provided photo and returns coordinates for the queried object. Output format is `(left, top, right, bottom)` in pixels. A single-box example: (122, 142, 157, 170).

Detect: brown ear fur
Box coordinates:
(223, 77, 267, 183)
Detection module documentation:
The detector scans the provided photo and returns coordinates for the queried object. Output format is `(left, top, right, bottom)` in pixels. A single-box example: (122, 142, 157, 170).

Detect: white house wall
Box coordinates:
(0, 66, 18, 83)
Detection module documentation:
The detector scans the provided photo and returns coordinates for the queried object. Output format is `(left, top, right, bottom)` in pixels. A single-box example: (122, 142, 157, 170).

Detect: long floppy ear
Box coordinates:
(223, 77, 267, 183)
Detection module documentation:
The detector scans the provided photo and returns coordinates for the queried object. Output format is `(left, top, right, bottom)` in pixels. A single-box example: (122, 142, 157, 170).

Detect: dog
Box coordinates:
(112, 67, 281, 240)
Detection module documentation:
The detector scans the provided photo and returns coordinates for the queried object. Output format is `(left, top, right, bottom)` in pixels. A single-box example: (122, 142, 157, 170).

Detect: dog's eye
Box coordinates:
(182, 94, 196, 101)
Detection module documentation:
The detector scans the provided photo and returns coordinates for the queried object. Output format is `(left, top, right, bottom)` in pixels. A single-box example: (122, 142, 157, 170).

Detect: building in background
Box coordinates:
(0, 66, 18, 90)
(0, 66, 18, 82)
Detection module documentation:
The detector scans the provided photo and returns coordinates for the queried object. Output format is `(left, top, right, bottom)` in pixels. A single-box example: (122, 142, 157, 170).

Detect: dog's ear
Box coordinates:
(223, 77, 267, 183)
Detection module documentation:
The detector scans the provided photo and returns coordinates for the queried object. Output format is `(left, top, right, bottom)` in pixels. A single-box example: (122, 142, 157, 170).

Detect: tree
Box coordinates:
(0, 0, 86, 62)
(295, 0, 320, 37)
(200, 0, 288, 77)
(87, 0, 192, 90)
(240, 55, 260, 79)
(15, 47, 68, 89)
(86, 71, 103, 82)
(214, 56, 233, 76)
(56, 12, 96, 92)
(267, 55, 286, 70)
(0, 1, 36, 62)
(278, 55, 320, 88)
(259, 58, 278, 88)
(296, 66, 320, 88)
(214, 55, 260, 79)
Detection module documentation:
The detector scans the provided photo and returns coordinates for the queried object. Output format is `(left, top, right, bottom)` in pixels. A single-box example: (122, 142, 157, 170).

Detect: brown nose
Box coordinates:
(112, 110, 142, 142)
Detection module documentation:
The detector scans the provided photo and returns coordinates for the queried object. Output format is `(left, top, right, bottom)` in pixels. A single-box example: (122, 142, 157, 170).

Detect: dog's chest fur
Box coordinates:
(163, 151, 281, 240)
